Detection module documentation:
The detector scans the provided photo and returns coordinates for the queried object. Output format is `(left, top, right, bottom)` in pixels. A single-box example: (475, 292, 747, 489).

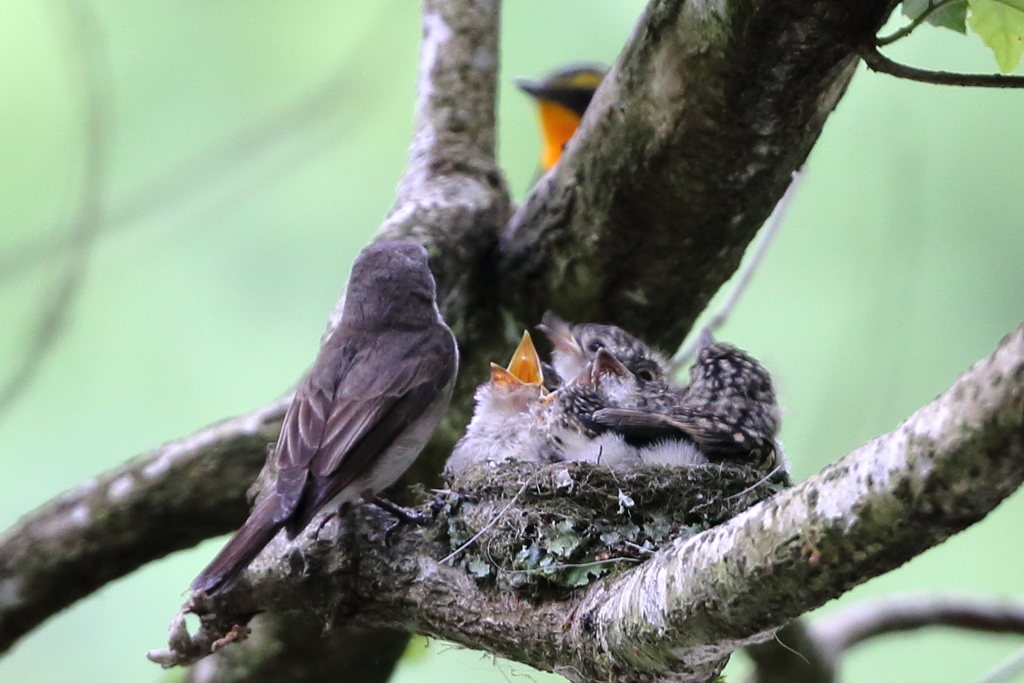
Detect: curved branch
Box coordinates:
(150, 325, 1024, 682)
(374, 0, 512, 481)
(812, 594, 1024, 663)
(0, 0, 108, 419)
(876, 0, 963, 45)
(743, 594, 1024, 683)
(0, 397, 289, 654)
(0, 0, 508, 663)
(860, 45, 1024, 87)
(184, 617, 409, 683)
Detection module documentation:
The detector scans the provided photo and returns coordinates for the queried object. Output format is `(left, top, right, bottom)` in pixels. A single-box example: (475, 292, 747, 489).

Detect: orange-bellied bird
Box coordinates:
(516, 63, 608, 172)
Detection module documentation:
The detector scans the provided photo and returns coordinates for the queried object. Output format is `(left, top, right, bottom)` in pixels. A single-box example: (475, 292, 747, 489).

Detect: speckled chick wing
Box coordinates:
(593, 341, 783, 472)
(672, 341, 781, 468)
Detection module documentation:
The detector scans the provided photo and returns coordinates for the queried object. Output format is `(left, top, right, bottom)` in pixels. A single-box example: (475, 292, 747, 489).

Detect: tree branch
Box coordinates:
(0, 396, 289, 655)
(149, 325, 1024, 682)
(499, 0, 895, 351)
(374, 0, 511, 481)
(876, 0, 963, 46)
(0, 0, 508, 665)
(743, 595, 1024, 683)
(0, 0, 109, 420)
(184, 617, 409, 683)
(860, 44, 1024, 87)
(812, 594, 1024, 664)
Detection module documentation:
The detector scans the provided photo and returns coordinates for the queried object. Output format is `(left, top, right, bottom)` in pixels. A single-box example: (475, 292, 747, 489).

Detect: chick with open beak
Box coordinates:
(445, 332, 548, 475)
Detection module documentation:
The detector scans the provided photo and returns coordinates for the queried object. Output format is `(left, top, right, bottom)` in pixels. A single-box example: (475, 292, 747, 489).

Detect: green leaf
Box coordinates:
(968, 0, 1024, 72)
(466, 557, 492, 578)
(562, 562, 608, 587)
(904, 0, 969, 32)
(931, 1, 969, 31)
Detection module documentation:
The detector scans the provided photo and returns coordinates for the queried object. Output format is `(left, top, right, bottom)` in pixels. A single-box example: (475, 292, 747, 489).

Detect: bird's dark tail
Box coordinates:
(190, 493, 284, 596)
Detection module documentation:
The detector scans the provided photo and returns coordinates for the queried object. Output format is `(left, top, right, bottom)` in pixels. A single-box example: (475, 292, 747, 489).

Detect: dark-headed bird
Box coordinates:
(516, 63, 607, 172)
(191, 240, 458, 595)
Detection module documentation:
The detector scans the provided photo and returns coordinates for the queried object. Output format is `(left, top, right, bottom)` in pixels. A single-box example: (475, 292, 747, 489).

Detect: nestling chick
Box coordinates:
(593, 333, 784, 472)
(445, 332, 547, 475)
(538, 311, 669, 388)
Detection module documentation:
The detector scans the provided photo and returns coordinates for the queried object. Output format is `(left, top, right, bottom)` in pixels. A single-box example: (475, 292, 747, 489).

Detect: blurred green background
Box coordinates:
(1, 1, 1022, 682)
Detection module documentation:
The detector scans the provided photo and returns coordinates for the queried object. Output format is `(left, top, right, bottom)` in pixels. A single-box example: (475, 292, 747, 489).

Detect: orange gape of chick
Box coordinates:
(516, 64, 607, 172)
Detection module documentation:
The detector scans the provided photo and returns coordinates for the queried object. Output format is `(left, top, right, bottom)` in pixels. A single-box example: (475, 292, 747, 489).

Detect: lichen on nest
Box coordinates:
(435, 460, 790, 592)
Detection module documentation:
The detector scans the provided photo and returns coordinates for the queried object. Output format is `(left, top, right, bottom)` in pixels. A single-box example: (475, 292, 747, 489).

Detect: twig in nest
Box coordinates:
(440, 476, 535, 565)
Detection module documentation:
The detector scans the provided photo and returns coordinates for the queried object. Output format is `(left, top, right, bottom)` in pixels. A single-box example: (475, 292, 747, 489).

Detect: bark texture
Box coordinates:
(499, 0, 897, 350)
(0, 397, 288, 654)
(148, 326, 1024, 682)
(4, 0, 1017, 682)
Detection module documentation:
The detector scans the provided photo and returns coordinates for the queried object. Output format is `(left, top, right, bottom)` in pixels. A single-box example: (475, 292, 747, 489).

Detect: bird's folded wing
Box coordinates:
(589, 408, 694, 440)
(275, 332, 455, 526)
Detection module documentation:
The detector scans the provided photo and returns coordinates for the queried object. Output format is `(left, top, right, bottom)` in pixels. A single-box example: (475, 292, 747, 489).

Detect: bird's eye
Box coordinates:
(636, 370, 654, 382)
(587, 341, 604, 353)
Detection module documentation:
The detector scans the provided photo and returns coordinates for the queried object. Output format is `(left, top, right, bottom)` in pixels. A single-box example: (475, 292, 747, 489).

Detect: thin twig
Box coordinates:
(0, 0, 404, 289)
(860, 44, 1024, 88)
(668, 168, 805, 373)
(877, 0, 962, 46)
(975, 645, 1024, 683)
(506, 557, 640, 576)
(812, 594, 1024, 663)
(725, 465, 785, 501)
(0, 0, 108, 419)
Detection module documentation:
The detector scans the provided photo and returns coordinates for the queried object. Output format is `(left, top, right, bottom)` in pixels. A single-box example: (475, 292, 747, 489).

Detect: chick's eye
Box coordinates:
(587, 340, 604, 353)
(637, 370, 654, 382)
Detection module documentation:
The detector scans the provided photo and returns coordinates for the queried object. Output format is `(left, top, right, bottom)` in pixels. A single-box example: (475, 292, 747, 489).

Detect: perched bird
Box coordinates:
(445, 332, 547, 475)
(516, 63, 607, 171)
(538, 311, 668, 388)
(593, 334, 783, 472)
(191, 241, 458, 595)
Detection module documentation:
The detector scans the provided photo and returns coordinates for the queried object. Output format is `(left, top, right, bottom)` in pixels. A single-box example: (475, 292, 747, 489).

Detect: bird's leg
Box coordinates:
(362, 493, 430, 543)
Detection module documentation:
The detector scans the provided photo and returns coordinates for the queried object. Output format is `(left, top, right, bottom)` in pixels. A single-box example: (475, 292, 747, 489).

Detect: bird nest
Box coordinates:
(435, 460, 790, 593)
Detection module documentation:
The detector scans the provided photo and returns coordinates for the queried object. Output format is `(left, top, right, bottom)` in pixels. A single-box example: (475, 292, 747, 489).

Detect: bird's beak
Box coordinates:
(515, 77, 546, 100)
(591, 348, 627, 383)
(538, 311, 581, 358)
(490, 362, 523, 389)
(506, 331, 544, 387)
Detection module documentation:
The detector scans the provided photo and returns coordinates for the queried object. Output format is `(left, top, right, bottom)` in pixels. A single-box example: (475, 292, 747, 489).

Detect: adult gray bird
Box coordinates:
(191, 240, 458, 595)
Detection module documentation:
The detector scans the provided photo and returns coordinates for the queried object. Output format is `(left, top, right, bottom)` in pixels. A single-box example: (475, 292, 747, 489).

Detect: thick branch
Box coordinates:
(375, 0, 511, 481)
(499, 0, 895, 350)
(151, 326, 1024, 682)
(570, 325, 1024, 675)
(0, 397, 288, 654)
(184, 617, 409, 683)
